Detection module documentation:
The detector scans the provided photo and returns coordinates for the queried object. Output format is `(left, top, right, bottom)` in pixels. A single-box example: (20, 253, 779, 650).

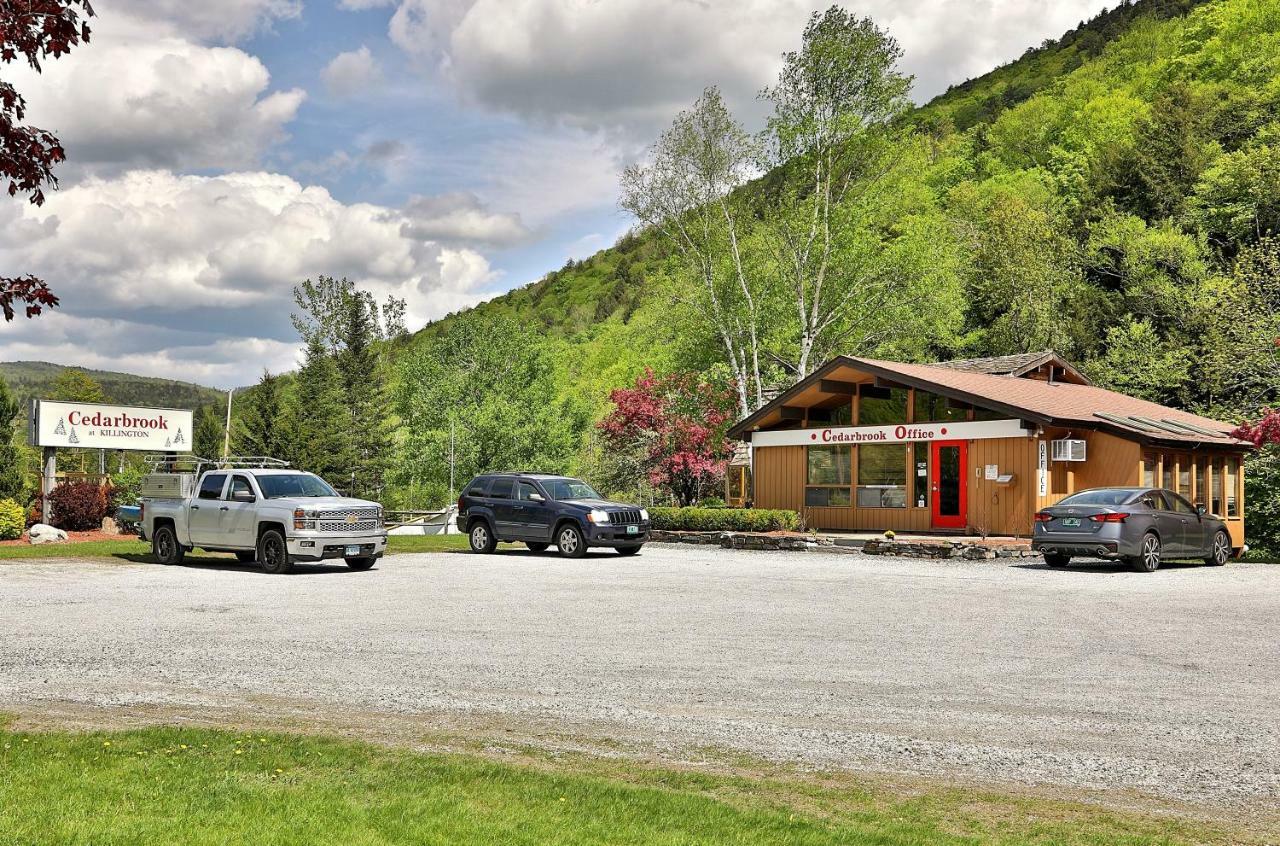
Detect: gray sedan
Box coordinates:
(1032, 487, 1233, 573)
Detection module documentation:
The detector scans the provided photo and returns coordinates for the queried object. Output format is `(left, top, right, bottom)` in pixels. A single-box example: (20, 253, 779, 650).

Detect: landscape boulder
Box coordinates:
(101, 516, 120, 535)
(28, 523, 69, 545)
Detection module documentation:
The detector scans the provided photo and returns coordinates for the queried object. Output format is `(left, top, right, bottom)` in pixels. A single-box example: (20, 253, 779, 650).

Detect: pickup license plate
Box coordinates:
(626, 525, 639, 534)
(1061, 517, 1081, 528)
(344, 545, 361, 556)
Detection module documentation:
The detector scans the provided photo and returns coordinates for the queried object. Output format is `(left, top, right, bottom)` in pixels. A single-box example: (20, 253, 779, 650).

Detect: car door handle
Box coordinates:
(191, 505, 200, 510)
(220, 506, 229, 511)
(513, 504, 525, 510)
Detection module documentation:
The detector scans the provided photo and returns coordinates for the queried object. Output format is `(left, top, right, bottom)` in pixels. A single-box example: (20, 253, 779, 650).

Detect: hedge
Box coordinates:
(0, 498, 23, 541)
(48, 480, 110, 531)
(648, 507, 800, 533)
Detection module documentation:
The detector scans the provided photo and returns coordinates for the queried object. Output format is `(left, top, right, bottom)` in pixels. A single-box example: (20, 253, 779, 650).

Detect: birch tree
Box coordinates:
(758, 7, 916, 377)
(620, 88, 768, 418)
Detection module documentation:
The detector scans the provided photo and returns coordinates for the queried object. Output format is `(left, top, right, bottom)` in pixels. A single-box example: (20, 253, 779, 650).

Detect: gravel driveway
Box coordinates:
(2, 545, 1277, 808)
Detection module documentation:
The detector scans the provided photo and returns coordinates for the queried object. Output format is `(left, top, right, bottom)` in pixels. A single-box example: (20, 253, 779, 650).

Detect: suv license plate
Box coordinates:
(1061, 518, 1081, 528)
(626, 525, 639, 534)
(345, 545, 361, 556)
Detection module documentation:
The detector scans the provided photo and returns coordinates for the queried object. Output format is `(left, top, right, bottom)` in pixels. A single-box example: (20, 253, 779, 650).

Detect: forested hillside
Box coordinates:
(0, 361, 224, 410)
(379, 0, 1279, 513)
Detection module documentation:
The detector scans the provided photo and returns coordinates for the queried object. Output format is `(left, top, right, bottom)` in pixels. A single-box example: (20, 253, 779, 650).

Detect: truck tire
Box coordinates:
(257, 529, 293, 574)
(345, 556, 376, 571)
(152, 525, 185, 565)
(234, 551, 256, 563)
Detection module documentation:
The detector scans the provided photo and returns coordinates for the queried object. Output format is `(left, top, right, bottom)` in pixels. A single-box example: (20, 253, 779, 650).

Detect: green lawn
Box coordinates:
(0, 725, 1258, 846)
(0, 533, 470, 562)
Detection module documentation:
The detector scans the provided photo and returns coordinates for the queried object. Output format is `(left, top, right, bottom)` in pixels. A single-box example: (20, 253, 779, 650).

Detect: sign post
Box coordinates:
(29, 399, 194, 525)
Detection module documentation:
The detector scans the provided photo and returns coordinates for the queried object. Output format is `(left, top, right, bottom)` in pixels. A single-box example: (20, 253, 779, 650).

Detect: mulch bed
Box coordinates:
(0, 530, 133, 547)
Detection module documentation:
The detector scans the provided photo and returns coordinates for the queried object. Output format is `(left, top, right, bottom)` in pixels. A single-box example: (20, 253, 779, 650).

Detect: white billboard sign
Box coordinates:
(31, 400, 194, 452)
(751, 418, 1029, 448)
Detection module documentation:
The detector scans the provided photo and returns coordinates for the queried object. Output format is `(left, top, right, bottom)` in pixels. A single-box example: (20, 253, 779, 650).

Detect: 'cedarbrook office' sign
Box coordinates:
(750, 418, 1029, 448)
(30, 400, 194, 452)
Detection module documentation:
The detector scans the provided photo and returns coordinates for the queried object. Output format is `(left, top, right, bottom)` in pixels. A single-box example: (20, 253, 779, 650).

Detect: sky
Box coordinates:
(0, 0, 1115, 389)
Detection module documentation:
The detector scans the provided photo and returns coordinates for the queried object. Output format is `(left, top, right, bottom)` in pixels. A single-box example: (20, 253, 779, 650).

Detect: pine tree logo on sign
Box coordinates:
(54, 418, 66, 435)
(68, 428, 79, 444)
(173, 428, 185, 445)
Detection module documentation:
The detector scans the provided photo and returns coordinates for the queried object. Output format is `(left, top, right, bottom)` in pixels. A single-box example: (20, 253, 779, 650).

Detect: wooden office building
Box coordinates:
(727, 352, 1250, 548)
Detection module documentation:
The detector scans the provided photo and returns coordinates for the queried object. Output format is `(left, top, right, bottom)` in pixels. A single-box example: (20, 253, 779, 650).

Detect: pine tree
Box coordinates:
(234, 371, 294, 462)
(291, 336, 352, 486)
(193, 405, 225, 459)
(0, 377, 24, 500)
(50, 368, 105, 403)
(337, 291, 390, 498)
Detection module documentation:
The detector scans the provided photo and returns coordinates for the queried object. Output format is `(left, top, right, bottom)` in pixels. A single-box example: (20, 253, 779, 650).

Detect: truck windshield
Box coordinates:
(542, 478, 602, 501)
(257, 474, 338, 499)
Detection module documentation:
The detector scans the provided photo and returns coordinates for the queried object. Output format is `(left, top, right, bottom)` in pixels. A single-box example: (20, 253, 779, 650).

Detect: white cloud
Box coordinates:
(0, 170, 499, 386)
(340, 0, 398, 9)
(400, 192, 530, 246)
(322, 45, 384, 98)
(15, 15, 304, 173)
(110, 0, 303, 43)
(384, 0, 1111, 142)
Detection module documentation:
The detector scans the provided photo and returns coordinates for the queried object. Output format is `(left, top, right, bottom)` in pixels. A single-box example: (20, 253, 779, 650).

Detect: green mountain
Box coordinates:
(0, 361, 225, 412)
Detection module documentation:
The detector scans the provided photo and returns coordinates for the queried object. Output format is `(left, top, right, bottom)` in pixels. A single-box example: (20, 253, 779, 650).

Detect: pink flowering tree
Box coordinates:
(598, 369, 736, 506)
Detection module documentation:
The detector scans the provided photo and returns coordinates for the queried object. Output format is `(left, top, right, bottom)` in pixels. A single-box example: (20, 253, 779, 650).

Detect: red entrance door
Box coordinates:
(930, 440, 967, 530)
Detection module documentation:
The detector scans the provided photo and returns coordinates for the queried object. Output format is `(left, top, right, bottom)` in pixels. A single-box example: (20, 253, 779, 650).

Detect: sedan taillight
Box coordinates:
(1034, 512, 1053, 522)
(1089, 513, 1129, 523)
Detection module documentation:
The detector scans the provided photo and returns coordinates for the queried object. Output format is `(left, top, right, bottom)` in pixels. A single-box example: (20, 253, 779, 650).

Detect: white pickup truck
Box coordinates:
(139, 459, 387, 574)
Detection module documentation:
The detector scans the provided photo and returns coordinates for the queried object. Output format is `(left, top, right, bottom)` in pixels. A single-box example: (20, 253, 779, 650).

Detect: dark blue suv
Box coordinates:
(456, 474, 650, 557)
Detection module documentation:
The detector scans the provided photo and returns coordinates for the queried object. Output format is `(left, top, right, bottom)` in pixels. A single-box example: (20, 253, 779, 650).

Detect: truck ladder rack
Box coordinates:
(143, 455, 291, 473)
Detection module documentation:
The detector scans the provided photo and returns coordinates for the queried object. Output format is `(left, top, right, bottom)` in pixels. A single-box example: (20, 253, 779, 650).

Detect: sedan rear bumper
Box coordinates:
(1032, 540, 1125, 560)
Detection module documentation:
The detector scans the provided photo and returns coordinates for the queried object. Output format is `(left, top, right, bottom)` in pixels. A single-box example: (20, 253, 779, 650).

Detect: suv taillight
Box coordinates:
(457, 497, 464, 513)
(1089, 513, 1129, 523)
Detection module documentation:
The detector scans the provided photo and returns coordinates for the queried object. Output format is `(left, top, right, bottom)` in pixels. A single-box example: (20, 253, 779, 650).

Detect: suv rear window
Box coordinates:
(465, 478, 488, 497)
(489, 478, 514, 499)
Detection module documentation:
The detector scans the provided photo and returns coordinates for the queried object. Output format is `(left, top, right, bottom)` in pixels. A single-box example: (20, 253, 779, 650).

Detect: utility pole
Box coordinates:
(222, 388, 233, 459)
(448, 418, 455, 503)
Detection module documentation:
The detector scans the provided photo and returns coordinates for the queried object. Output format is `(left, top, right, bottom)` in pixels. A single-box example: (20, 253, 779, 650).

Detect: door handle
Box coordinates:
(513, 504, 525, 510)
(191, 505, 200, 510)
(220, 506, 229, 511)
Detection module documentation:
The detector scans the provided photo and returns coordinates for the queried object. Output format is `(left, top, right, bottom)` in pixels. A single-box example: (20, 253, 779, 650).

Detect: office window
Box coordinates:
(1177, 455, 1190, 495)
(912, 442, 929, 508)
(1211, 458, 1222, 514)
(806, 446, 851, 507)
(857, 444, 908, 508)
(1195, 456, 1209, 505)
(1142, 453, 1157, 488)
(1162, 455, 1174, 491)
(913, 391, 967, 423)
(1226, 458, 1239, 518)
(857, 384, 907, 426)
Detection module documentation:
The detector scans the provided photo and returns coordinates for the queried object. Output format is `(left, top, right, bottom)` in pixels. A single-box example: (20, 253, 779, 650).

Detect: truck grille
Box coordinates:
(608, 509, 643, 525)
(318, 507, 380, 533)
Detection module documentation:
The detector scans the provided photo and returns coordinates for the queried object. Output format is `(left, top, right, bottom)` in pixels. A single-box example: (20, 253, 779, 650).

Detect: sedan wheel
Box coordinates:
(1131, 532, 1161, 573)
(1205, 530, 1230, 567)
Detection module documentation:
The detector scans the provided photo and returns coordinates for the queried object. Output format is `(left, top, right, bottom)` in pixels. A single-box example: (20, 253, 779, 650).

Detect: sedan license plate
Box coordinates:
(626, 525, 639, 534)
(345, 544, 361, 556)
(1061, 517, 1081, 528)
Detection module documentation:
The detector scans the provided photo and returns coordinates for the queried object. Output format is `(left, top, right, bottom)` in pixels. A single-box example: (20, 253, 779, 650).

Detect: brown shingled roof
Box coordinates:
(728, 353, 1247, 449)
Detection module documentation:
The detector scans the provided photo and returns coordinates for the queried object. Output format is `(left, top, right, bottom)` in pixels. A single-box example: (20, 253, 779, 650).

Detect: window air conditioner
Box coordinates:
(1051, 438, 1087, 462)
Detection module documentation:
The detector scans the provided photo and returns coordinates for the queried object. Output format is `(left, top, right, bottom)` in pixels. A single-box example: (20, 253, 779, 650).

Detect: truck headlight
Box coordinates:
(587, 509, 611, 524)
(293, 509, 316, 530)
(639, 508, 648, 521)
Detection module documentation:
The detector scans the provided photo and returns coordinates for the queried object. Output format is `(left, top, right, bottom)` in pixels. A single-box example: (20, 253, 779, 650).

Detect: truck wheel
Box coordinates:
(345, 557, 376, 571)
(235, 551, 256, 563)
(469, 521, 497, 554)
(257, 529, 293, 574)
(616, 545, 642, 556)
(152, 525, 185, 565)
(556, 524, 586, 558)
(1204, 530, 1230, 566)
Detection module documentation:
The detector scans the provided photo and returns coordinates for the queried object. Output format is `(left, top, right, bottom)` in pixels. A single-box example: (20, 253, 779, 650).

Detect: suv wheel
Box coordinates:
(1205, 530, 1230, 566)
(1130, 532, 1161, 573)
(556, 524, 586, 558)
(152, 525, 185, 565)
(469, 521, 497, 554)
(258, 529, 293, 574)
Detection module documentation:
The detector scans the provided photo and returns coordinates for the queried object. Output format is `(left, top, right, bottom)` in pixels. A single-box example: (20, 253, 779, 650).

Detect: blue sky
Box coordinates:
(0, 0, 1113, 387)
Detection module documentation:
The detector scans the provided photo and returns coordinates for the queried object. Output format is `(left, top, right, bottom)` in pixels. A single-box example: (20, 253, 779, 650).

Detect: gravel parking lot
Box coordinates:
(2, 545, 1277, 809)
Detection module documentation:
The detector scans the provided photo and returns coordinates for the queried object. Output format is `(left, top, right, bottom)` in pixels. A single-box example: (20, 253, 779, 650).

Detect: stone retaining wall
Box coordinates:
(648, 530, 1039, 559)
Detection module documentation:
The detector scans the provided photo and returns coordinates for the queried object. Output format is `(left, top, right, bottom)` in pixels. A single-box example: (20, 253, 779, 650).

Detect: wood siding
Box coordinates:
(967, 437, 1039, 537)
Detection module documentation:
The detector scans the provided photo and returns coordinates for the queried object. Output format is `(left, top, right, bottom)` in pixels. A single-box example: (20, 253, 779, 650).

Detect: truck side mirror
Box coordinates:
(232, 489, 256, 503)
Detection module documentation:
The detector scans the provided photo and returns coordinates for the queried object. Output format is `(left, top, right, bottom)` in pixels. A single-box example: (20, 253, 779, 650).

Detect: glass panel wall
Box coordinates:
(856, 444, 907, 508)
(806, 446, 851, 506)
(913, 391, 967, 423)
(1177, 455, 1191, 496)
(1162, 456, 1174, 491)
(1195, 456, 1209, 505)
(1211, 457, 1223, 514)
(1226, 458, 1239, 517)
(1142, 453, 1157, 488)
(857, 385, 907, 426)
(912, 442, 929, 508)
